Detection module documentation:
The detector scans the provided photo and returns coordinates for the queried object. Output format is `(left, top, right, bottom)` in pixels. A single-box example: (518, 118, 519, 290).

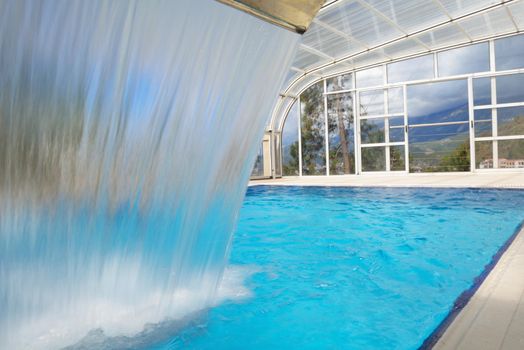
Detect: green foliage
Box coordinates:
(390, 146, 405, 171)
(327, 93, 354, 174)
(283, 141, 299, 176)
(439, 141, 470, 171)
(300, 82, 326, 175)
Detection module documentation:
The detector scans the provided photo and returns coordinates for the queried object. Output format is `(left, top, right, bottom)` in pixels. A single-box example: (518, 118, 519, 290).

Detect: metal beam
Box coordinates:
(216, 0, 324, 34)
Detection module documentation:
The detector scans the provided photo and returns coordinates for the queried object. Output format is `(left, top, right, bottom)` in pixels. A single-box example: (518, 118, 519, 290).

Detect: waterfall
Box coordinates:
(0, 1, 298, 348)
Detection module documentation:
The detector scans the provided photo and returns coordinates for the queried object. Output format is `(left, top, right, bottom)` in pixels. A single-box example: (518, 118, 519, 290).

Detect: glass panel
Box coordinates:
(388, 87, 404, 114)
(360, 90, 384, 116)
(473, 77, 491, 106)
(327, 93, 355, 175)
(438, 43, 489, 77)
(407, 80, 469, 125)
(495, 34, 524, 71)
(498, 106, 524, 137)
(496, 74, 524, 104)
(300, 82, 326, 175)
(356, 66, 384, 88)
(409, 123, 470, 172)
(390, 146, 406, 171)
(282, 102, 300, 176)
(389, 116, 405, 142)
(361, 147, 386, 171)
(274, 133, 282, 177)
(474, 109, 492, 138)
(475, 141, 494, 169)
(326, 73, 353, 92)
(251, 143, 264, 177)
(361, 118, 385, 144)
(498, 139, 524, 168)
(387, 55, 434, 83)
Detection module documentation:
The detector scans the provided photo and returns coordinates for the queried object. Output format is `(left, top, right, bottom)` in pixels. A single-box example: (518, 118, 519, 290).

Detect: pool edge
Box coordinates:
(419, 219, 524, 350)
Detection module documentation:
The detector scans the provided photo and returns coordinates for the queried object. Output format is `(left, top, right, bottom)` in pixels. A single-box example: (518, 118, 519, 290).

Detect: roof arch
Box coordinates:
(270, 0, 524, 132)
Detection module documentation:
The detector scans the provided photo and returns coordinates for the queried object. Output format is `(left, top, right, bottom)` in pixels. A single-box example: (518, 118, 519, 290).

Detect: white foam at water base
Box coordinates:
(11, 266, 257, 350)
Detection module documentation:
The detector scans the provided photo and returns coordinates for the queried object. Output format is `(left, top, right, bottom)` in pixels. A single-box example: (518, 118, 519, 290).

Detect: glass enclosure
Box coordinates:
(282, 102, 300, 176)
(407, 80, 470, 172)
(327, 93, 355, 174)
(300, 81, 326, 175)
(262, 33, 524, 178)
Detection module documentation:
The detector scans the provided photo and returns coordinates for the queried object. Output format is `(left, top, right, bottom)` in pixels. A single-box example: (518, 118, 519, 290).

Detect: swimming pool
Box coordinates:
(155, 186, 524, 350)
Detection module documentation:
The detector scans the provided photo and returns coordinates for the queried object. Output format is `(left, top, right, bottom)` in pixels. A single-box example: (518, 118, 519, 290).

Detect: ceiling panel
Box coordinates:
(346, 49, 389, 70)
(292, 48, 330, 70)
(437, 0, 501, 18)
(316, 62, 353, 78)
(363, 0, 448, 33)
(458, 6, 516, 40)
(316, 0, 402, 47)
(414, 22, 469, 49)
(275, 0, 524, 121)
(382, 38, 429, 58)
(508, 1, 524, 30)
(301, 21, 362, 58)
(282, 70, 302, 89)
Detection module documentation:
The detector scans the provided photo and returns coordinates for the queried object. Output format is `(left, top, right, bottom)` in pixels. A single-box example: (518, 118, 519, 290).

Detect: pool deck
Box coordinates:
(249, 172, 524, 349)
(248, 172, 524, 189)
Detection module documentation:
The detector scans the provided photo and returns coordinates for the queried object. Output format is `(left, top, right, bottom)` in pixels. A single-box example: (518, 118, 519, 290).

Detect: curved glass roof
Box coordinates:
(271, 0, 524, 130)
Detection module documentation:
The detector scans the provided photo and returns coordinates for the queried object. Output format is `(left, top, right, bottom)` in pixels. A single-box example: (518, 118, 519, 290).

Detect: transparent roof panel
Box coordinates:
(283, 70, 302, 90)
(274, 96, 298, 130)
(509, 1, 524, 30)
(317, 62, 353, 79)
(364, 0, 448, 33)
(316, 1, 402, 47)
(287, 72, 323, 96)
(292, 48, 330, 70)
(382, 38, 428, 58)
(438, 0, 501, 18)
(301, 21, 361, 58)
(276, 0, 523, 123)
(415, 23, 469, 49)
(458, 6, 516, 40)
(347, 50, 388, 71)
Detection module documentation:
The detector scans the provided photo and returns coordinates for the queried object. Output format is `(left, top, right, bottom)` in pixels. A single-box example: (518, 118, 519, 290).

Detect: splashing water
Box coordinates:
(0, 1, 298, 348)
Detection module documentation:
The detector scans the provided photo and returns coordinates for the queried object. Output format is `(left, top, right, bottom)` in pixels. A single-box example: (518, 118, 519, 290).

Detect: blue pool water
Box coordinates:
(155, 186, 524, 350)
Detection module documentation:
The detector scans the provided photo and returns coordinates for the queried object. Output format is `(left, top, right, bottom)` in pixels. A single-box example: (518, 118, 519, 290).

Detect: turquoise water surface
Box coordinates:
(156, 186, 524, 350)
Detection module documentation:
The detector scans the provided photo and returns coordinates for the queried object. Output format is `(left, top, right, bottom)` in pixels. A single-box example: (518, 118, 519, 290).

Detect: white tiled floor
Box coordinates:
(250, 172, 524, 349)
(249, 172, 524, 189)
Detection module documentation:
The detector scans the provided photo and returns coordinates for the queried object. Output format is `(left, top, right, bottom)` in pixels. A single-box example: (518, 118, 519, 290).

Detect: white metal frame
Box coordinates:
(357, 72, 408, 174)
(472, 71, 524, 171)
